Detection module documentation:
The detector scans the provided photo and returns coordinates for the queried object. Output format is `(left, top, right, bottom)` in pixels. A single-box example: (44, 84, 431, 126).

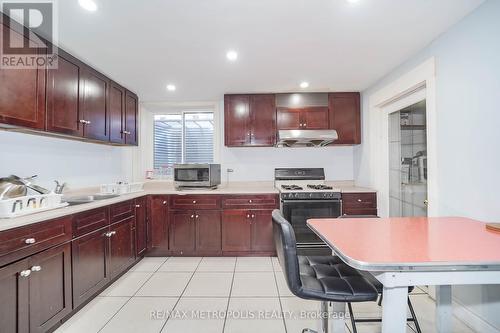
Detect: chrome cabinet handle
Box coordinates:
(248, 200, 253, 203)
(357, 199, 362, 202)
(246, 214, 250, 218)
(195, 215, 199, 219)
(79, 119, 87, 124)
(105, 231, 116, 237)
(163, 201, 167, 205)
(122, 130, 131, 135)
(190, 215, 195, 219)
(86, 120, 91, 125)
(25, 238, 36, 244)
(20, 270, 31, 277)
(251, 214, 255, 219)
(192, 200, 197, 204)
(31, 266, 42, 272)
(135, 204, 141, 208)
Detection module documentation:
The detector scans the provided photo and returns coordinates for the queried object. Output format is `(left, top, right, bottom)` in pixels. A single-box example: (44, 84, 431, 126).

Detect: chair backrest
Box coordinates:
(272, 209, 302, 295)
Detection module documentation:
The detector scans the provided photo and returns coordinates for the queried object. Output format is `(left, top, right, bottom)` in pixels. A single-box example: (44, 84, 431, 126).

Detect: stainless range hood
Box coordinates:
(276, 129, 339, 147)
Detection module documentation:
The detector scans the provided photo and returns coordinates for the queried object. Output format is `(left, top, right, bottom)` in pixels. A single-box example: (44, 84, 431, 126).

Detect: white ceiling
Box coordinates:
(56, 0, 484, 102)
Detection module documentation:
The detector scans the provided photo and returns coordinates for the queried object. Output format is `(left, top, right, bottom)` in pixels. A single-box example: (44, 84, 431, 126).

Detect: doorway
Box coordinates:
(388, 100, 428, 217)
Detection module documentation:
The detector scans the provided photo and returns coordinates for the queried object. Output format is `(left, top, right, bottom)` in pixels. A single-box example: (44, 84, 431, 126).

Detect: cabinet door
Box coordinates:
(46, 50, 83, 136)
(125, 91, 138, 146)
(250, 94, 276, 146)
(108, 217, 136, 279)
(72, 227, 109, 308)
(224, 95, 251, 146)
(148, 196, 169, 253)
(81, 67, 109, 141)
(109, 82, 125, 144)
(169, 210, 196, 254)
(277, 108, 302, 130)
(0, 21, 46, 130)
(303, 107, 329, 129)
(135, 197, 147, 256)
(250, 210, 275, 252)
(0, 258, 29, 333)
(196, 210, 221, 254)
(29, 244, 72, 333)
(221, 210, 251, 252)
(328, 92, 360, 144)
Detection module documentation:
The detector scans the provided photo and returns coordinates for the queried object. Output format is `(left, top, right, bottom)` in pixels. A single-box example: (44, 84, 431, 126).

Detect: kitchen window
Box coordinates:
(154, 112, 214, 175)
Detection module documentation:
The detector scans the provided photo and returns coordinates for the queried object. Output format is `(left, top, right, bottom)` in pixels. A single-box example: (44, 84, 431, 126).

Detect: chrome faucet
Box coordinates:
(54, 180, 67, 194)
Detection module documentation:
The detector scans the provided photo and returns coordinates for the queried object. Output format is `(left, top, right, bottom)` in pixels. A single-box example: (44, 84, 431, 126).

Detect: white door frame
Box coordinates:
(368, 57, 438, 217)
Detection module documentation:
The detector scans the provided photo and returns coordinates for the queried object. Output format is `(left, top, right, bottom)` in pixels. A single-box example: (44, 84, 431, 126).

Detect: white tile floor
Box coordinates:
(56, 257, 477, 333)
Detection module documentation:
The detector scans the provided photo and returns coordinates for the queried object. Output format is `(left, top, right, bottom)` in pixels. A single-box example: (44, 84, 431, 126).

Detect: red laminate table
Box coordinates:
(307, 217, 500, 333)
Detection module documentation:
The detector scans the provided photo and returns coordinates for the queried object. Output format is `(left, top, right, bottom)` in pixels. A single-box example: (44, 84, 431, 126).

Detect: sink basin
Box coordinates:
(63, 194, 120, 205)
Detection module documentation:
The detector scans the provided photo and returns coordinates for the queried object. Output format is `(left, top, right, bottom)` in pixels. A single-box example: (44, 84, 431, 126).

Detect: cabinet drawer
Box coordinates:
(222, 195, 278, 209)
(73, 207, 109, 237)
(342, 193, 377, 209)
(171, 195, 221, 210)
(110, 200, 135, 223)
(342, 208, 378, 217)
(0, 217, 72, 267)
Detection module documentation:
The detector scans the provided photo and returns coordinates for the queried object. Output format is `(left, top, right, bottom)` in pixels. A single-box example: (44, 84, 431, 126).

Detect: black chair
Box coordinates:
(338, 215, 422, 333)
(272, 210, 378, 333)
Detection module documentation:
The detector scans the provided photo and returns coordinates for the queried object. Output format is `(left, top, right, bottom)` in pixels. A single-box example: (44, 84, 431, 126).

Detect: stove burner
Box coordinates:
(307, 184, 334, 190)
(281, 185, 304, 191)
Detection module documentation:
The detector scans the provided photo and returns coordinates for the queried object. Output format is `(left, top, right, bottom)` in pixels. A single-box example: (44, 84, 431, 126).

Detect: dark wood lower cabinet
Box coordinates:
(148, 196, 169, 254)
(0, 258, 29, 333)
(72, 227, 109, 308)
(108, 217, 136, 278)
(29, 244, 72, 333)
(250, 210, 275, 252)
(196, 211, 221, 254)
(222, 210, 252, 252)
(135, 197, 147, 256)
(169, 210, 196, 254)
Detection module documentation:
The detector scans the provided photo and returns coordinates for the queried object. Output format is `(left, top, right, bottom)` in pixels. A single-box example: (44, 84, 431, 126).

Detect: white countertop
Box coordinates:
(0, 180, 376, 232)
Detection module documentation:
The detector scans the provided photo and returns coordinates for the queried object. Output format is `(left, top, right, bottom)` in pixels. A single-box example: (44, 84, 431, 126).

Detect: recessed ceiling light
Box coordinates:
(166, 84, 176, 92)
(78, 0, 98, 11)
(226, 50, 238, 62)
(300, 81, 309, 89)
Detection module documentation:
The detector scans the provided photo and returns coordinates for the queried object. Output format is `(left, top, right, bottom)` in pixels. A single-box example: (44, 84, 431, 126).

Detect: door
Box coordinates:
(277, 108, 302, 129)
(250, 210, 275, 252)
(29, 244, 72, 333)
(250, 94, 276, 146)
(302, 107, 329, 129)
(81, 67, 109, 141)
(135, 197, 147, 256)
(224, 95, 251, 146)
(329, 93, 361, 144)
(222, 210, 251, 252)
(108, 217, 136, 278)
(196, 210, 222, 253)
(169, 210, 196, 254)
(0, 21, 46, 130)
(109, 82, 125, 144)
(72, 227, 109, 307)
(148, 196, 169, 252)
(125, 91, 138, 145)
(46, 50, 83, 136)
(388, 99, 428, 217)
(0, 258, 29, 333)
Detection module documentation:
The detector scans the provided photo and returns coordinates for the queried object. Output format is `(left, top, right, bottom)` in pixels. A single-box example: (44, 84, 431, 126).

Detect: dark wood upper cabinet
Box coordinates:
(135, 197, 147, 257)
(28, 243, 72, 333)
(224, 94, 276, 147)
(46, 49, 83, 136)
(147, 196, 169, 253)
(328, 92, 361, 145)
(277, 107, 329, 130)
(195, 210, 222, 254)
(124, 91, 138, 146)
(169, 210, 196, 254)
(0, 19, 46, 130)
(109, 82, 125, 144)
(80, 67, 109, 141)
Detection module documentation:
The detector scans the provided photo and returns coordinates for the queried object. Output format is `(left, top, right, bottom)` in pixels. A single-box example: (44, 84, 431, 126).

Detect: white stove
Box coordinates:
(274, 169, 341, 199)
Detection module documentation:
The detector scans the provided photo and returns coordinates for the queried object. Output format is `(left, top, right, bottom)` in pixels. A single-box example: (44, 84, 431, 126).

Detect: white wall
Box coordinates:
(355, 0, 500, 331)
(0, 131, 134, 191)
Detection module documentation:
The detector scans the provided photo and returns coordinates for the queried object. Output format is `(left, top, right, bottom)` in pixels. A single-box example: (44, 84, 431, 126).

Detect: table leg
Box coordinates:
(381, 286, 408, 333)
(330, 302, 346, 333)
(435, 285, 452, 333)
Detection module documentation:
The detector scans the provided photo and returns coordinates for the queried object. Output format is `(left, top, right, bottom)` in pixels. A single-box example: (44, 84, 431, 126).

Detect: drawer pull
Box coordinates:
(25, 238, 36, 244)
(249, 200, 253, 203)
(192, 200, 197, 204)
(31, 266, 42, 272)
(357, 199, 362, 202)
(20, 270, 31, 278)
(251, 214, 255, 219)
(163, 201, 167, 205)
(195, 215, 199, 219)
(135, 204, 141, 208)
(246, 214, 250, 218)
(190, 215, 195, 219)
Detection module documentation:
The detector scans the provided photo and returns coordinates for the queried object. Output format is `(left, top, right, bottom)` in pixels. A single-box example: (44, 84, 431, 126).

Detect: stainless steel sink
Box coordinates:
(63, 194, 120, 205)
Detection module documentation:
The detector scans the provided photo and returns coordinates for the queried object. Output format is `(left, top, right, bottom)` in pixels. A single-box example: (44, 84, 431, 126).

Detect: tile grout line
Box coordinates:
(158, 257, 203, 333)
(222, 256, 238, 333)
(271, 257, 288, 333)
(96, 256, 170, 333)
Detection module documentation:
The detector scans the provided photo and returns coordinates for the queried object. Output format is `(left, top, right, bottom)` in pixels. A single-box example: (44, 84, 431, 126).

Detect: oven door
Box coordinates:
(281, 199, 341, 248)
(174, 167, 210, 187)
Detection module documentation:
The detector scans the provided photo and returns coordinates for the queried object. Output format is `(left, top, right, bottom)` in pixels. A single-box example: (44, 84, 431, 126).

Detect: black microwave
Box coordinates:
(173, 164, 221, 189)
